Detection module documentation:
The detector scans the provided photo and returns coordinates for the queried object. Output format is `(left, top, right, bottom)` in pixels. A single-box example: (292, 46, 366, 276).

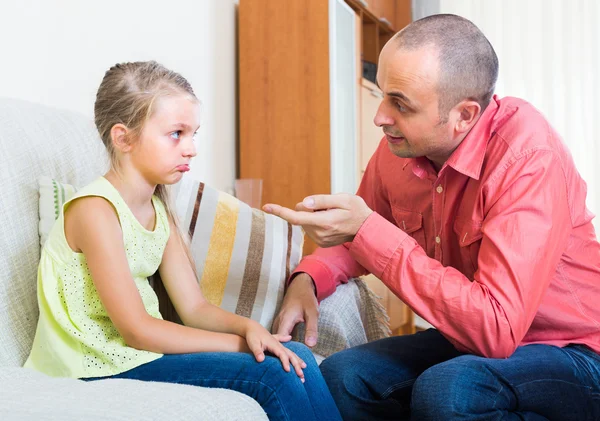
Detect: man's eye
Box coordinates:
(171, 131, 182, 140)
(395, 102, 407, 112)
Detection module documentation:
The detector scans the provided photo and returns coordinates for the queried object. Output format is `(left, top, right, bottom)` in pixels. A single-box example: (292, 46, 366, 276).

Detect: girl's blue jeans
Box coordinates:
(84, 341, 342, 421)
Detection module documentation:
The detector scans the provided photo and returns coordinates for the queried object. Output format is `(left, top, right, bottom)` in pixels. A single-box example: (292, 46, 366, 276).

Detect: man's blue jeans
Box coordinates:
(320, 329, 600, 420)
(85, 342, 342, 421)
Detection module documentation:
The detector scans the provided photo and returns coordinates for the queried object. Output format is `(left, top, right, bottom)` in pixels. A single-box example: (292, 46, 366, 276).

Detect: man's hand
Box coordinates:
(272, 273, 320, 347)
(263, 194, 373, 248)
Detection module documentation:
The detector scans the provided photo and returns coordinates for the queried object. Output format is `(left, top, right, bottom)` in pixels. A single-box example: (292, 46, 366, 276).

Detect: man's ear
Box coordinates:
(110, 124, 132, 152)
(455, 100, 481, 134)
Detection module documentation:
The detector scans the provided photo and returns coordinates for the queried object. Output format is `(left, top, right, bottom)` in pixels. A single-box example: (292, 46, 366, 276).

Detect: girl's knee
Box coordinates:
(285, 341, 321, 367)
(284, 341, 314, 360)
(260, 356, 306, 392)
(284, 341, 323, 377)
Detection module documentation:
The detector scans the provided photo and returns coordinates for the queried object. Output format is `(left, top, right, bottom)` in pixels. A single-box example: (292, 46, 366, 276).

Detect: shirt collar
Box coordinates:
(445, 95, 500, 180)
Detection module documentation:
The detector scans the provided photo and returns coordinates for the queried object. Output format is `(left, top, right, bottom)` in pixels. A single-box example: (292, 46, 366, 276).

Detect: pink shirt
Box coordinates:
(293, 96, 600, 358)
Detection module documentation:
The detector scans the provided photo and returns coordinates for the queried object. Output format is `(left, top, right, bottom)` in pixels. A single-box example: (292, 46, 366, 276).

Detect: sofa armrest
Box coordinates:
(292, 278, 391, 362)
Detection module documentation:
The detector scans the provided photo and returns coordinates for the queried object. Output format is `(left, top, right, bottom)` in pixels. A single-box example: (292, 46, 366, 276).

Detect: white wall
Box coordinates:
(0, 0, 237, 192)
(411, 0, 439, 21)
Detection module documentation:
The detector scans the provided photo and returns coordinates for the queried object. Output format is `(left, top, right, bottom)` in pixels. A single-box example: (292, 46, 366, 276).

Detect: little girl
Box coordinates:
(25, 61, 342, 421)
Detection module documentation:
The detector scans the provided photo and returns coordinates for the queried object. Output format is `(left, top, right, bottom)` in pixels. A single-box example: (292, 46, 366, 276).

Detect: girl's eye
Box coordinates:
(170, 130, 182, 140)
(192, 131, 199, 141)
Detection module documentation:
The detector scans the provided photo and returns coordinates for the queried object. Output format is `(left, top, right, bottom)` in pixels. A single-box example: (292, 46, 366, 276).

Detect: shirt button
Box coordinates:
(436, 185, 443, 193)
(435, 236, 441, 244)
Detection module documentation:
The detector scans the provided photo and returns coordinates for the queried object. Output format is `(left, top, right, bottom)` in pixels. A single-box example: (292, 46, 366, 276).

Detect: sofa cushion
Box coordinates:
(293, 278, 391, 361)
(38, 176, 78, 248)
(0, 367, 267, 420)
(0, 98, 108, 367)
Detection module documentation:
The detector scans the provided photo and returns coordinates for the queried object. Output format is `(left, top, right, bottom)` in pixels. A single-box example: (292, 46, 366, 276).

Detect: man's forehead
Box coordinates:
(383, 45, 438, 77)
(377, 46, 439, 95)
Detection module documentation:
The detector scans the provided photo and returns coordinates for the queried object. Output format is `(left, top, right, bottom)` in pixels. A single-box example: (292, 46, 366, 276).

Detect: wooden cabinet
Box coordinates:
(238, 0, 414, 334)
(345, 0, 412, 64)
(368, 0, 397, 29)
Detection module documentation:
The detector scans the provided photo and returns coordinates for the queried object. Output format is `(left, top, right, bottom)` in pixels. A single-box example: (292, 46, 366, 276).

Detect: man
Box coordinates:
(263, 14, 600, 421)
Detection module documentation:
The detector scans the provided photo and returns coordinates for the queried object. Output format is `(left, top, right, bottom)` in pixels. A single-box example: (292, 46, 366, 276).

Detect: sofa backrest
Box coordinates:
(0, 98, 108, 367)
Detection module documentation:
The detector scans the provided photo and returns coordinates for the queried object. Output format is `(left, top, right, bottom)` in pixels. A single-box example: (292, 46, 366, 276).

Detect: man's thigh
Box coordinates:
(493, 344, 600, 419)
(413, 343, 600, 421)
(321, 328, 462, 400)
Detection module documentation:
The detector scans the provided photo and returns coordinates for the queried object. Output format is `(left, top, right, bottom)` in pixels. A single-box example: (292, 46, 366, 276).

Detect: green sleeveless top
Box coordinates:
(25, 177, 170, 378)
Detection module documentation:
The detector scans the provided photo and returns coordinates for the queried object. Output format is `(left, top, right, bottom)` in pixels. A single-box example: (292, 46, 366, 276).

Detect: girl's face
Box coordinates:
(130, 94, 201, 185)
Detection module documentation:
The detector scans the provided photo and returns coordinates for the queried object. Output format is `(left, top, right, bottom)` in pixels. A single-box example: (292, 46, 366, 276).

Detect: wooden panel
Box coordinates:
(375, 0, 396, 30)
(378, 27, 394, 57)
(365, 0, 384, 21)
(395, 0, 412, 31)
(239, 0, 331, 225)
(362, 18, 379, 64)
(345, 0, 411, 32)
(360, 78, 384, 171)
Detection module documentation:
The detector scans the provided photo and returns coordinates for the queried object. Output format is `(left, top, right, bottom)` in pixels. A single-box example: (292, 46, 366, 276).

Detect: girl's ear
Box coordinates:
(110, 124, 132, 152)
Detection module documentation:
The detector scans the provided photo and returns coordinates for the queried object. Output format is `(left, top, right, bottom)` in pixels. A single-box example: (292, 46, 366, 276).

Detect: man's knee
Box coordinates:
(412, 356, 503, 419)
(319, 347, 359, 385)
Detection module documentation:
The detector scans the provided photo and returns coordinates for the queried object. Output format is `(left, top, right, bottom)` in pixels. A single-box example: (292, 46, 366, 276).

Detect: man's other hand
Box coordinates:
(272, 273, 319, 347)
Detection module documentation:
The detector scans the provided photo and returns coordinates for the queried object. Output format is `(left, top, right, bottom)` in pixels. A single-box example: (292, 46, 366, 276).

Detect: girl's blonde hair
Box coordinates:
(94, 61, 198, 286)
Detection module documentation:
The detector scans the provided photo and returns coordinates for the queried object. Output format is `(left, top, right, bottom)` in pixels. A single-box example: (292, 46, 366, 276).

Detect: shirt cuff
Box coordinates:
(349, 212, 410, 278)
(289, 258, 336, 302)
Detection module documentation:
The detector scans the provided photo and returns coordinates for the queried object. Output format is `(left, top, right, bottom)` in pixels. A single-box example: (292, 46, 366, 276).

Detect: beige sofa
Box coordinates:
(0, 98, 388, 420)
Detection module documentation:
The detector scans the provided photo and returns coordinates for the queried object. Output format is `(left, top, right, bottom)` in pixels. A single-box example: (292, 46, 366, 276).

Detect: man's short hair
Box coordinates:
(394, 14, 499, 119)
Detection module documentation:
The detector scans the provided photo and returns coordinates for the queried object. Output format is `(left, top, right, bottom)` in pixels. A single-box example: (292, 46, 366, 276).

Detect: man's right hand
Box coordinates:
(272, 273, 320, 347)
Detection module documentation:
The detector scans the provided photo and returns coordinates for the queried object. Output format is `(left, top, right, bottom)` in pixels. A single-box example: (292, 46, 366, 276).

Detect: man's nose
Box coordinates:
(374, 101, 394, 127)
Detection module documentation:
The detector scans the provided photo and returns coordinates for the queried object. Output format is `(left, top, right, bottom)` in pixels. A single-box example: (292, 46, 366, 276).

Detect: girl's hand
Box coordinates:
(244, 321, 307, 382)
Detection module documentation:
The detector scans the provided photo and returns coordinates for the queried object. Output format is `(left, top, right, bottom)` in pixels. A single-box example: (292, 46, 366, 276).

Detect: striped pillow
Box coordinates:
(172, 178, 304, 329)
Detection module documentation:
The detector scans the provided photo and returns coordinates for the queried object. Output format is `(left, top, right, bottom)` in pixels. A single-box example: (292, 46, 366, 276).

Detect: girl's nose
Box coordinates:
(183, 139, 197, 158)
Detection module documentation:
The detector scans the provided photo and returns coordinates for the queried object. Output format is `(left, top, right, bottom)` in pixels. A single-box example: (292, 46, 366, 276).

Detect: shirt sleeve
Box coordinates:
(289, 245, 368, 301)
(350, 149, 572, 358)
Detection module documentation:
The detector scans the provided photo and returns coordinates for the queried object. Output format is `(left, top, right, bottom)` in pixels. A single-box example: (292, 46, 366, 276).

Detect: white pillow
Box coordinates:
(38, 176, 78, 248)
